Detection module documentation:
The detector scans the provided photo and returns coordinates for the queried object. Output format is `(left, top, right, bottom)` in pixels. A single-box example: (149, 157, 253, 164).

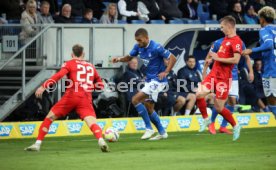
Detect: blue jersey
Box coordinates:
(129, 40, 171, 82)
(210, 38, 246, 80)
(253, 25, 276, 78)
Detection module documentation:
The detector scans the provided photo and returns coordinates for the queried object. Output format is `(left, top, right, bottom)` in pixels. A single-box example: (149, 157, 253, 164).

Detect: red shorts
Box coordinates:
(51, 91, 96, 119)
(201, 74, 232, 100)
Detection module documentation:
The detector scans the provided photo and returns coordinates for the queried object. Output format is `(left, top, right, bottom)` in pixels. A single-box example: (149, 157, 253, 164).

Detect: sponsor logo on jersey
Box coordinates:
(112, 120, 128, 131)
(0, 125, 13, 137)
(177, 118, 192, 129)
(161, 119, 170, 129)
(256, 114, 270, 125)
(66, 122, 83, 134)
(19, 124, 36, 136)
(133, 120, 146, 131)
(237, 115, 251, 126)
(97, 121, 106, 130)
(48, 123, 59, 134)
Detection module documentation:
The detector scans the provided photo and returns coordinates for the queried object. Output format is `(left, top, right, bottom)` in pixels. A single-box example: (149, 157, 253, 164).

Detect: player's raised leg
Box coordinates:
(84, 116, 109, 152)
(214, 98, 241, 141)
(196, 83, 212, 132)
(143, 102, 168, 140)
(132, 91, 154, 139)
(24, 111, 58, 151)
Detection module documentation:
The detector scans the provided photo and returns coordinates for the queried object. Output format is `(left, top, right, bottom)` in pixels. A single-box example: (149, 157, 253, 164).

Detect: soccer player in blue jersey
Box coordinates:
(243, 6, 276, 119)
(112, 28, 176, 140)
(202, 39, 254, 134)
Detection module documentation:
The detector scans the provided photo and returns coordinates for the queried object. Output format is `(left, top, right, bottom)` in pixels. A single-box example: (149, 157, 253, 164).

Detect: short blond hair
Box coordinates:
(27, 0, 37, 8)
(258, 6, 276, 23)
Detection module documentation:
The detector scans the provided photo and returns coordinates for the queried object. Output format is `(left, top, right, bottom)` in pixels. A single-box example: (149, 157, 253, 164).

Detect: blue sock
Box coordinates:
(268, 105, 276, 119)
(150, 111, 165, 135)
(221, 105, 234, 128)
(263, 107, 270, 112)
(135, 103, 153, 130)
(211, 107, 218, 123)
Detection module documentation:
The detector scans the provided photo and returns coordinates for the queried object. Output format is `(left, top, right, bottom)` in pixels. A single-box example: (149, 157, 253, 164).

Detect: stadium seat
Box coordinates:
(118, 20, 127, 24)
(73, 16, 83, 23)
(168, 20, 183, 24)
(183, 20, 201, 24)
(203, 20, 219, 24)
(149, 20, 165, 24)
(131, 20, 146, 24)
(8, 20, 20, 24)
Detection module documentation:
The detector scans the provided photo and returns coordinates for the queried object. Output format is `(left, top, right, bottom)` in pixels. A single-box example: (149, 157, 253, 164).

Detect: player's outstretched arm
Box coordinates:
(244, 55, 254, 82)
(35, 67, 69, 98)
(112, 55, 132, 63)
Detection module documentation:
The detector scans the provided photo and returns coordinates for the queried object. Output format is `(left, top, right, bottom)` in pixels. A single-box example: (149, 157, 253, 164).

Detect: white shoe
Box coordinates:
(24, 143, 41, 151)
(149, 132, 168, 141)
(199, 118, 211, 132)
(98, 138, 110, 152)
(141, 129, 155, 140)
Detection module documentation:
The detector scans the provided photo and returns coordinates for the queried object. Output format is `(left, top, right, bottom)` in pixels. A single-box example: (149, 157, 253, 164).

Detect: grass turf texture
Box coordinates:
(0, 128, 275, 170)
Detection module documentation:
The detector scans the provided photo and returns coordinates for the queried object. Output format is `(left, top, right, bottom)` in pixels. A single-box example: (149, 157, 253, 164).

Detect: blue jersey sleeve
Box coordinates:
(252, 29, 274, 53)
(157, 45, 171, 59)
(210, 40, 221, 53)
(129, 44, 139, 57)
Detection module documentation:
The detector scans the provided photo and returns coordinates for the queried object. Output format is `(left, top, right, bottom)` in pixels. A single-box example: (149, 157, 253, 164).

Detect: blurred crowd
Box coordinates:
(0, 0, 275, 24)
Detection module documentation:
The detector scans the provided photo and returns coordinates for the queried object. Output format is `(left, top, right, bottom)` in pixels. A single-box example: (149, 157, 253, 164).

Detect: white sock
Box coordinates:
(35, 140, 42, 145)
(185, 110, 191, 116)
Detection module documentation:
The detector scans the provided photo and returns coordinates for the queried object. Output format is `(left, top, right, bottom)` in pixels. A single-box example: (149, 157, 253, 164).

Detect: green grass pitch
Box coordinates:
(0, 128, 275, 170)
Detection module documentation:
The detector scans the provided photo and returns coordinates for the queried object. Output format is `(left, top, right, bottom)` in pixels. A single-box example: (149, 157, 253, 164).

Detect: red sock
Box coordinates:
(219, 107, 236, 127)
(196, 98, 208, 119)
(90, 124, 102, 139)
(37, 118, 52, 141)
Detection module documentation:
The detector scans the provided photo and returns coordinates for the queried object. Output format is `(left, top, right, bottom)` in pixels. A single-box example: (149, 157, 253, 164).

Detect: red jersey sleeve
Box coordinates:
(231, 38, 242, 54)
(42, 62, 70, 88)
(93, 66, 104, 90)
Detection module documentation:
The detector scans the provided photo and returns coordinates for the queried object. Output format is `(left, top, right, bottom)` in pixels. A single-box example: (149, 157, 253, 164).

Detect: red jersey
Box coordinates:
(43, 59, 104, 94)
(210, 35, 242, 79)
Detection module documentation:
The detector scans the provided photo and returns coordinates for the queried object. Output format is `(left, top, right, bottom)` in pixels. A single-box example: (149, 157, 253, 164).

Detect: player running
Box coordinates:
(112, 28, 176, 140)
(243, 6, 276, 119)
(195, 16, 242, 141)
(202, 39, 254, 134)
(25, 44, 110, 152)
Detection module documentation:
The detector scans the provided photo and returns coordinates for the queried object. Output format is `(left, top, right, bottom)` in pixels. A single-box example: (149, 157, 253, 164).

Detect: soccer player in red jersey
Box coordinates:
(25, 44, 110, 152)
(196, 16, 242, 141)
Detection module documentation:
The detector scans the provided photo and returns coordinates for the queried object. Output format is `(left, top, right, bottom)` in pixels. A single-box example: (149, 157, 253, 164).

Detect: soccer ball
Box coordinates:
(104, 127, 119, 142)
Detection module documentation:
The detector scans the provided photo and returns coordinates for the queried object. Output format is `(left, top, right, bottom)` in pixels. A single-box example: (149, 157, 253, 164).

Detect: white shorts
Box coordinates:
(141, 80, 167, 102)
(229, 80, 239, 98)
(262, 77, 276, 97)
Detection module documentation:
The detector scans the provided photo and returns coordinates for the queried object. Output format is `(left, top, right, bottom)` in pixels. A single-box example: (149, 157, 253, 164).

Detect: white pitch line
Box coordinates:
(0, 129, 275, 144)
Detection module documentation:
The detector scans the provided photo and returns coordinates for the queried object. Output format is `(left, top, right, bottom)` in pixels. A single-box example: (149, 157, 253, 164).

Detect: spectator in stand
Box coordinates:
(37, 1, 54, 23)
(118, 0, 139, 23)
(62, 0, 85, 17)
(209, 0, 229, 20)
(54, 4, 73, 23)
(252, 59, 270, 112)
(244, 4, 259, 24)
(178, 0, 198, 20)
(100, 3, 118, 24)
(0, 0, 23, 20)
(84, 0, 105, 20)
(156, 0, 182, 21)
(82, 8, 97, 23)
(19, 0, 38, 44)
(229, 1, 246, 24)
(137, 0, 165, 22)
(39, 0, 59, 16)
(251, 0, 265, 12)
